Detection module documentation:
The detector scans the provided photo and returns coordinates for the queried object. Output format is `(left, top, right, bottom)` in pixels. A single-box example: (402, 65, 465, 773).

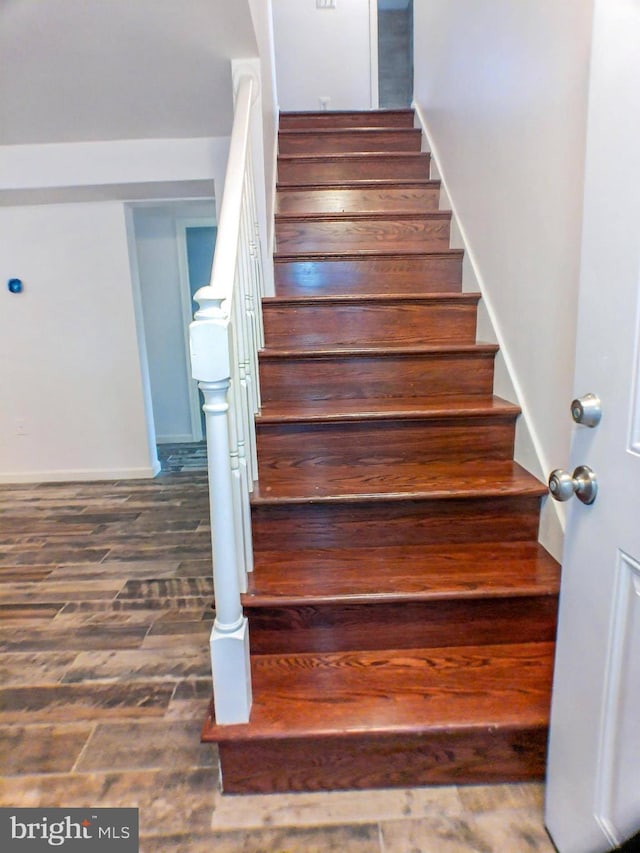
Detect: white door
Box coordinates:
(545, 1, 640, 851)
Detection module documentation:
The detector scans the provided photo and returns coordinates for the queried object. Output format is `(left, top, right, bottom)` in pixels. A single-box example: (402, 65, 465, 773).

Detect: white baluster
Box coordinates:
(242, 180, 261, 415)
(226, 317, 252, 586)
(239, 196, 259, 482)
(230, 294, 255, 575)
(246, 149, 266, 348)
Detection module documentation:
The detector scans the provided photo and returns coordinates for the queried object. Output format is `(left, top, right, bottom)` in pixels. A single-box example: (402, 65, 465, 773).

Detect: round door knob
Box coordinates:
(548, 465, 598, 505)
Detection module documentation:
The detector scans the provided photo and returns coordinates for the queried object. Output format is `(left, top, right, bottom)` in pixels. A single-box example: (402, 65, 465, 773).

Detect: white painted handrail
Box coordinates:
(189, 72, 266, 725)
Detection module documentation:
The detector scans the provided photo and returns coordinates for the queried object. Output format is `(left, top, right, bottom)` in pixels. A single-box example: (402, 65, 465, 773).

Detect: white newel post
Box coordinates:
(189, 293, 252, 725)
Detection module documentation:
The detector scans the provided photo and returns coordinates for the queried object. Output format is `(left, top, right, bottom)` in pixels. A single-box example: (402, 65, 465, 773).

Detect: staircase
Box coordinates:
(202, 108, 560, 793)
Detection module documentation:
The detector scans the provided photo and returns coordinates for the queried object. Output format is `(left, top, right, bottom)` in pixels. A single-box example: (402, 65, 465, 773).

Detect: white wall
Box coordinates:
(0, 202, 157, 482)
(131, 202, 215, 444)
(0, 0, 258, 145)
(0, 136, 229, 209)
(272, 0, 374, 111)
(413, 0, 594, 558)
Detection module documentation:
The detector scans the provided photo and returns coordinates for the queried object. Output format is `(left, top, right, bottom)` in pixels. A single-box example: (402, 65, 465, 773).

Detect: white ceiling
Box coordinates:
(0, 0, 257, 145)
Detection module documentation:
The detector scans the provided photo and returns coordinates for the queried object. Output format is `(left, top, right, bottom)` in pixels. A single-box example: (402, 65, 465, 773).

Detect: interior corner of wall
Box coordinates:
(461, 251, 481, 293)
(448, 213, 464, 250)
(122, 202, 158, 457)
(513, 422, 565, 561)
(538, 497, 566, 563)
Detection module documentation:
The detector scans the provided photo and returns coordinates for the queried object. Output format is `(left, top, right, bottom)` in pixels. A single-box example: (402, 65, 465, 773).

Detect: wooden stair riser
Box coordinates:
(276, 184, 442, 215)
(245, 596, 559, 656)
(279, 110, 415, 129)
(251, 495, 542, 551)
(256, 416, 517, 471)
(278, 153, 430, 184)
(275, 214, 451, 254)
(259, 350, 497, 403)
(278, 128, 422, 155)
(262, 298, 478, 348)
(274, 254, 464, 296)
(217, 727, 548, 793)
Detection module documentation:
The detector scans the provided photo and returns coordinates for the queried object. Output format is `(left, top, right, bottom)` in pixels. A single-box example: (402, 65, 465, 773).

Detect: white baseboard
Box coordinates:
(0, 461, 161, 484)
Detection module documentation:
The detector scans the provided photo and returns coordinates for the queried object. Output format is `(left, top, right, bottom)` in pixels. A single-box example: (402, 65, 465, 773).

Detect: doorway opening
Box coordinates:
(129, 200, 216, 453)
(178, 221, 218, 440)
(378, 0, 413, 108)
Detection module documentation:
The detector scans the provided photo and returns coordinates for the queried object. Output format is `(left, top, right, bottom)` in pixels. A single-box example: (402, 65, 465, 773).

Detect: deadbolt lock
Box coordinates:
(571, 393, 602, 427)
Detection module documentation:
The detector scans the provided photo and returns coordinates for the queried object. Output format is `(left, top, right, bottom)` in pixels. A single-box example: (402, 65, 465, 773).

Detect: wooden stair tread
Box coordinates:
(276, 250, 454, 260)
(252, 460, 546, 504)
(275, 210, 451, 222)
(277, 179, 441, 191)
(278, 179, 438, 191)
(274, 253, 464, 297)
(275, 213, 452, 254)
(279, 109, 415, 124)
(279, 127, 420, 137)
(263, 292, 480, 307)
(278, 151, 428, 161)
(260, 343, 498, 358)
(275, 249, 463, 262)
(278, 128, 422, 150)
(275, 184, 443, 216)
(277, 153, 431, 186)
(247, 542, 559, 605)
(203, 641, 554, 740)
(257, 394, 519, 424)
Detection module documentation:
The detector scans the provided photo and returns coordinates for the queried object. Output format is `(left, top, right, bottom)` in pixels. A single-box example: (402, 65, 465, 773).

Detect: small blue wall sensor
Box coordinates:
(8, 278, 23, 294)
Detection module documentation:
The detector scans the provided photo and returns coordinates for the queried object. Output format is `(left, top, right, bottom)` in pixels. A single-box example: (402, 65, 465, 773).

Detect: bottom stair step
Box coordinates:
(203, 641, 554, 793)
